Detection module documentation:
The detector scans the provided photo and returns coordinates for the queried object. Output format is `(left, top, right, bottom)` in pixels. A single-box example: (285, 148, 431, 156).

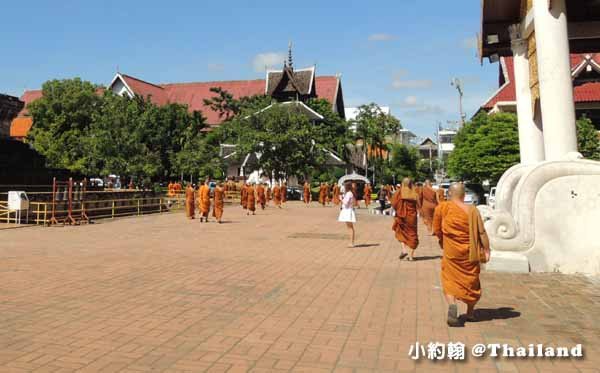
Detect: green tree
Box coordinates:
(576, 116, 600, 160)
(388, 143, 420, 180)
(448, 112, 520, 183)
(352, 103, 402, 178)
(27, 78, 102, 174)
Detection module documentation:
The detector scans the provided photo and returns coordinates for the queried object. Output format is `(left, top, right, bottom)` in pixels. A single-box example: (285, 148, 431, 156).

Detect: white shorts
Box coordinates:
(338, 208, 356, 223)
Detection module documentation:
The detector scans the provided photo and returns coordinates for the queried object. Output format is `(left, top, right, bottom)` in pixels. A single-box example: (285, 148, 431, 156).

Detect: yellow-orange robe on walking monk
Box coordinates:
(198, 184, 211, 218)
(273, 185, 282, 207)
(437, 188, 446, 203)
(332, 184, 340, 205)
(303, 182, 311, 204)
(318, 184, 326, 206)
(392, 187, 419, 250)
(241, 184, 248, 209)
(363, 184, 372, 208)
(213, 185, 224, 222)
(433, 201, 485, 305)
(185, 185, 195, 219)
(281, 183, 287, 204)
(421, 186, 438, 230)
(256, 184, 266, 210)
(247, 185, 256, 212)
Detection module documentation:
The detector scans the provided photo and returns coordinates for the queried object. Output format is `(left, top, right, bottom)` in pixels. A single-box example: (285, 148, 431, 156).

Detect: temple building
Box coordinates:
(479, 54, 600, 132)
(478, 0, 600, 275)
(10, 48, 344, 139)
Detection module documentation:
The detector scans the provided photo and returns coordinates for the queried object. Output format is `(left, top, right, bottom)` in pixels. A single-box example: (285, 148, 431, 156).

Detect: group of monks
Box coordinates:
(305, 181, 374, 208)
(390, 178, 489, 327)
(167, 181, 183, 197)
(184, 179, 225, 223)
(240, 182, 287, 214)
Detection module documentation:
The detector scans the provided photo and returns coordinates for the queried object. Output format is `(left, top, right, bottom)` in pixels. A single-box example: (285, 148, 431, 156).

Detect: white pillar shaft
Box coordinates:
(533, 0, 578, 160)
(511, 40, 545, 164)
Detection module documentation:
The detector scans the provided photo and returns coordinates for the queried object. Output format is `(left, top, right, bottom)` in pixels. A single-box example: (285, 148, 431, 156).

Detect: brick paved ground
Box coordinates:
(1, 202, 599, 372)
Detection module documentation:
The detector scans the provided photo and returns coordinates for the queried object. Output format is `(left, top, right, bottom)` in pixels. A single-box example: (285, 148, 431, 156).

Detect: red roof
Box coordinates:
(482, 54, 600, 110)
(12, 74, 342, 138)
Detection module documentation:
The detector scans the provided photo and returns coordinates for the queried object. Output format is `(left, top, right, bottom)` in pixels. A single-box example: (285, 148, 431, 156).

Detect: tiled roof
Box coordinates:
(482, 54, 600, 110)
(11, 73, 341, 138)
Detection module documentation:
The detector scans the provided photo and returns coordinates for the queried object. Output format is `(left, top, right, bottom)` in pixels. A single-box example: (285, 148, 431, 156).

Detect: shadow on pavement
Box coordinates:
(353, 243, 380, 248)
(471, 307, 521, 322)
(413, 255, 442, 261)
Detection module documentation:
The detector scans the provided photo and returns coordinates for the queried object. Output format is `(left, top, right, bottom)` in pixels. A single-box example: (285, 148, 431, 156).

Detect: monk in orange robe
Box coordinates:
(241, 184, 248, 210)
(266, 185, 272, 206)
(198, 179, 211, 222)
(363, 183, 372, 208)
(352, 182, 359, 208)
(303, 182, 311, 205)
(332, 183, 340, 206)
(246, 184, 256, 215)
(433, 182, 490, 326)
(185, 184, 195, 219)
(392, 178, 420, 261)
(421, 180, 438, 234)
(273, 183, 282, 208)
(174, 182, 182, 196)
(167, 182, 174, 197)
(281, 182, 287, 205)
(213, 183, 224, 223)
(318, 183, 326, 207)
(256, 183, 266, 210)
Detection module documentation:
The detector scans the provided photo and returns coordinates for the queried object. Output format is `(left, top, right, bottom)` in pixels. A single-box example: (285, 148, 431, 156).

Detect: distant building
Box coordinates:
(437, 128, 456, 160)
(418, 137, 438, 160)
(0, 94, 24, 138)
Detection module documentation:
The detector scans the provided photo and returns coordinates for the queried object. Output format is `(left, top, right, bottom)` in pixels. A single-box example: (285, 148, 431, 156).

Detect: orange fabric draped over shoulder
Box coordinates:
(273, 186, 281, 205)
(213, 186, 224, 220)
(392, 187, 419, 250)
(436, 188, 446, 202)
(303, 183, 311, 203)
(198, 185, 211, 216)
(363, 184, 372, 207)
(421, 186, 437, 227)
(247, 186, 256, 211)
(185, 186, 195, 218)
(332, 184, 340, 205)
(257, 185, 266, 206)
(241, 186, 248, 209)
(433, 202, 482, 304)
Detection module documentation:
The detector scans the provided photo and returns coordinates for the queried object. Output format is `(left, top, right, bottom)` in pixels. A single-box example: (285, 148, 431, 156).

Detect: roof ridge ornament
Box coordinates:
(288, 41, 293, 70)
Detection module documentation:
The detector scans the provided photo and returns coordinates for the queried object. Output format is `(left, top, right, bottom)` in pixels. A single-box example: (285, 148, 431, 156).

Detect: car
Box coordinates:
(464, 187, 481, 205)
(286, 186, 303, 201)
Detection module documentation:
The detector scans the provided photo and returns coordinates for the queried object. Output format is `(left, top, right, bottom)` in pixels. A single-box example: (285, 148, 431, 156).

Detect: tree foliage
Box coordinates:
(576, 116, 600, 160)
(448, 112, 520, 183)
(27, 78, 208, 181)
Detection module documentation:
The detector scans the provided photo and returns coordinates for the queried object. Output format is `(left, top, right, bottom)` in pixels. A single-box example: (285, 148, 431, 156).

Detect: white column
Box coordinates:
(510, 25, 545, 164)
(533, 0, 578, 160)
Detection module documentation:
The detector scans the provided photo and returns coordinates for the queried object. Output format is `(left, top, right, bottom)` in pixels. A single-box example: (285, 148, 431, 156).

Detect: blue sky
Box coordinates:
(1, 0, 499, 139)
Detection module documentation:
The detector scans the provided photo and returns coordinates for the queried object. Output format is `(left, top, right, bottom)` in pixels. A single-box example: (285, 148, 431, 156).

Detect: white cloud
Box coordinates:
(368, 33, 397, 42)
(252, 52, 286, 72)
(403, 96, 418, 106)
(207, 63, 224, 72)
(404, 104, 445, 117)
(391, 71, 432, 89)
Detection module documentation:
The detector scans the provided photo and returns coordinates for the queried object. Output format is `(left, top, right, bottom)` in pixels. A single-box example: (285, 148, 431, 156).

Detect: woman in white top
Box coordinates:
(338, 181, 356, 247)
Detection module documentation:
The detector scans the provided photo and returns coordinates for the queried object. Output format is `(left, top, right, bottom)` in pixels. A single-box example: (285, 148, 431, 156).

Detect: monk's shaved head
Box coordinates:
(449, 182, 465, 200)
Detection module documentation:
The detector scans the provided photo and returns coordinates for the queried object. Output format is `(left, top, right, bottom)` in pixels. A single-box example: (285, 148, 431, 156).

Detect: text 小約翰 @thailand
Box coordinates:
(408, 342, 584, 360)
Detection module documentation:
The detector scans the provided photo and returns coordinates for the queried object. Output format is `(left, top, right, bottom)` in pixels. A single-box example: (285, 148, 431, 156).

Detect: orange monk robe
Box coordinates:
(363, 184, 372, 207)
(273, 185, 282, 206)
(174, 183, 182, 195)
(167, 182, 174, 197)
(421, 186, 438, 229)
(247, 186, 256, 212)
(266, 187, 272, 203)
(185, 186, 195, 219)
(256, 185, 266, 209)
(303, 183, 311, 204)
(198, 184, 211, 217)
(391, 187, 419, 250)
(436, 188, 446, 203)
(241, 185, 248, 209)
(325, 184, 331, 204)
(318, 185, 326, 205)
(433, 202, 482, 304)
(332, 184, 340, 205)
(212, 186, 224, 221)
(281, 183, 287, 203)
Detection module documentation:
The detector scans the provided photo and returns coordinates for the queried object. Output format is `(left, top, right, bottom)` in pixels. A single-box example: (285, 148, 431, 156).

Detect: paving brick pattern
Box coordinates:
(1, 202, 599, 372)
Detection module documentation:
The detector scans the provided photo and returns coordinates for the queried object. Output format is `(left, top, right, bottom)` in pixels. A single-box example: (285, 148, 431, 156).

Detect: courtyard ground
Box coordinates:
(1, 202, 599, 372)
